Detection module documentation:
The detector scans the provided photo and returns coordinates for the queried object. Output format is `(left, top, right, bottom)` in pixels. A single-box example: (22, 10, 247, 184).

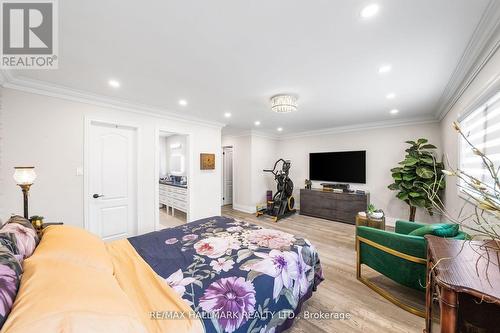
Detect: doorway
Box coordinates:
(222, 146, 233, 206)
(156, 130, 190, 230)
(86, 120, 138, 241)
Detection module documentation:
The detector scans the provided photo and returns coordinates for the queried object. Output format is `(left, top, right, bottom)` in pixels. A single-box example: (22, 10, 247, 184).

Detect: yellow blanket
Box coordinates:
(0, 226, 203, 333)
(106, 239, 204, 333)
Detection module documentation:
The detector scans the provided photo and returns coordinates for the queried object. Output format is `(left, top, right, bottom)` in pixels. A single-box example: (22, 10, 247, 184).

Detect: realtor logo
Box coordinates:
(1, 0, 58, 68)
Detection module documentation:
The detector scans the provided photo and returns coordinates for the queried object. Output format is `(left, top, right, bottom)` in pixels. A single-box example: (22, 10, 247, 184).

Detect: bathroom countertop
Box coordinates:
(159, 180, 188, 189)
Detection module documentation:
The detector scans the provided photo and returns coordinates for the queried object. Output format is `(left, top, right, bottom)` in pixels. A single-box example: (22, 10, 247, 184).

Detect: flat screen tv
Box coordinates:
(309, 151, 366, 184)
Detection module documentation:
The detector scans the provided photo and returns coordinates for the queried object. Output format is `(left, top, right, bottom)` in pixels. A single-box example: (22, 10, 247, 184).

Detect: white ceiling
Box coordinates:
(9, 0, 491, 135)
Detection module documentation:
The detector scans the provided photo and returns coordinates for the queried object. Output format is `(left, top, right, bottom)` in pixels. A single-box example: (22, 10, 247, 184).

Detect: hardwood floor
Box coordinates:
(164, 206, 425, 333)
(222, 206, 424, 333)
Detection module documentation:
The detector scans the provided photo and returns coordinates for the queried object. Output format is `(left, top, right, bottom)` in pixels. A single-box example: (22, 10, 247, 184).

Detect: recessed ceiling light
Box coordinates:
(386, 93, 396, 99)
(277, 127, 283, 132)
(178, 99, 188, 106)
(360, 4, 380, 18)
(390, 109, 399, 115)
(224, 112, 232, 118)
(108, 79, 120, 88)
(254, 121, 261, 126)
(378, 64, 392, 74)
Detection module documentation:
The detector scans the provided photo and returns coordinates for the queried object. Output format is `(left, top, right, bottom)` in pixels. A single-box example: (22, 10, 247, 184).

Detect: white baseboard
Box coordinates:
(232, 203, 256, 214)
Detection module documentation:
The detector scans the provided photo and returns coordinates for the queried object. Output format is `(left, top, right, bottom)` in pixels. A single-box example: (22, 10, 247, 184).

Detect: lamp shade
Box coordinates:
(13, 167, 37, 185)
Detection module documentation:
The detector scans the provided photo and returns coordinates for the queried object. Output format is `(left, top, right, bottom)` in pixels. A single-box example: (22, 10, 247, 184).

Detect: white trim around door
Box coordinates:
(154, 127, 193, 231)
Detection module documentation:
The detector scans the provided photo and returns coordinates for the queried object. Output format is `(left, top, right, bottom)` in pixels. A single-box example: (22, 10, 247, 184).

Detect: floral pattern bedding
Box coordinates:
(128, 216, 323, 333)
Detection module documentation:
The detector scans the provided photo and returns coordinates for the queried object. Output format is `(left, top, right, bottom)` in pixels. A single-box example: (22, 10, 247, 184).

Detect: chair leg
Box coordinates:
(356, 236, 425, 318)
(357, 267, 426, 317)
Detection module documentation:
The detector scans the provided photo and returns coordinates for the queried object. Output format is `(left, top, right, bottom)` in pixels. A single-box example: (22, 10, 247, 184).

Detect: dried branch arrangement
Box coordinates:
(425, 122, 499, 258)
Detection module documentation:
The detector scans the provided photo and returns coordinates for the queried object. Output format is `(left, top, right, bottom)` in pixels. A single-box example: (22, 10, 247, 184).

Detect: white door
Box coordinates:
(222, 147, 233, 205)
(88, 122, 137, 241)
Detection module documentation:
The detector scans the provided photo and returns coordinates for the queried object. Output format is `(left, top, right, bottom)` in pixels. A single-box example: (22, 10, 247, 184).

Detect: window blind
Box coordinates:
(459, 91, 500, 192)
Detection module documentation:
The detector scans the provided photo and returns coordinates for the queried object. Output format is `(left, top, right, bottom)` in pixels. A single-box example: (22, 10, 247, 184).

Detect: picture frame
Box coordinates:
(200, 153, 215, 170)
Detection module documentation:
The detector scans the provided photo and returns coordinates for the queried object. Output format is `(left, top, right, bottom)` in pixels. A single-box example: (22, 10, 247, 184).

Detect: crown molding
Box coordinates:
(222, 129, 280, 140)
(249, 130, 280, 140)
(0, 70, 225, 129)
(279, 116, 439, 140)
(435, 0, 500, 120)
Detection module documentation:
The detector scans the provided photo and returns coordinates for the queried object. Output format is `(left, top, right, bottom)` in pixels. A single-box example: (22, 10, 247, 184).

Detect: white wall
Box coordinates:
(221, 134, 279, 212)
(251, 136, 279, 206)
(440, 48, 500, 217)
(0, 88, 222, 232)
(278, 123, 443, 224)
(159, 136, 168, 177)
(222, 135, 252, 211)
(224, 123, 443, 224)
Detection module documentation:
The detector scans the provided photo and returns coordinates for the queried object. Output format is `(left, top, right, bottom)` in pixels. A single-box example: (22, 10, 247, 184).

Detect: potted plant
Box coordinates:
(366, 204, 384, 219)
(388, 138, 445, 221)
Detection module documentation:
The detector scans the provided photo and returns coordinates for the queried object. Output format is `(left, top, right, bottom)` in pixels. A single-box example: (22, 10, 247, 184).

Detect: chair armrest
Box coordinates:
(395, 220, 428, 235)
(357, 226, 427, 259)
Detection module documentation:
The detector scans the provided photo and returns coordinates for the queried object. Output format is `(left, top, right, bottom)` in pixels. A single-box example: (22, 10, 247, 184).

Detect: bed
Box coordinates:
(0, 215, 323, 333)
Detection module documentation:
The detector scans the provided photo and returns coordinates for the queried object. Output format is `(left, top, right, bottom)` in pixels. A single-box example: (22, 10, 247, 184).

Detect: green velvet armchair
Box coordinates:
(356, 220, 469, 317)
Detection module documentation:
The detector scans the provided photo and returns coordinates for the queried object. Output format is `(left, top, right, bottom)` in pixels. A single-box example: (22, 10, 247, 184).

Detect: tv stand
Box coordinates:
(299, 188, 369, 224)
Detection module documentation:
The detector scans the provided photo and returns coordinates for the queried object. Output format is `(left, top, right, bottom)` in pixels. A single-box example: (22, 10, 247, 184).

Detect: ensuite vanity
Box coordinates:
(159, 132, 189, 223)
(159, 178, 188, 216)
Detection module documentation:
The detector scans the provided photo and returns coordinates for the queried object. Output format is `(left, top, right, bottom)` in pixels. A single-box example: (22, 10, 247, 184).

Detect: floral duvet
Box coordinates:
(128, 216, 323, 333)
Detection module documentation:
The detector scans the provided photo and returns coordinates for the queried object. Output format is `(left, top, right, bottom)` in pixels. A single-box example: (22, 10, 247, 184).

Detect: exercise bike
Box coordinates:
(256, 159, 296, 222)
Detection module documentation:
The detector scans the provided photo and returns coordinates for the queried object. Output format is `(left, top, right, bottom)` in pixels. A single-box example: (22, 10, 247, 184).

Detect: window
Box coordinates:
(459, 90, 500, 191)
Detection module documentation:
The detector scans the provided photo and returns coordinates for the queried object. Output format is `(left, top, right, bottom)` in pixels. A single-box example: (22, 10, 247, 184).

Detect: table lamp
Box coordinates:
(13, 167, 37, 219)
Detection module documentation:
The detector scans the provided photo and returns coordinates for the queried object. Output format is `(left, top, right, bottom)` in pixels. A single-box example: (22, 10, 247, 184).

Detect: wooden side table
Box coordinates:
(425, 235, 500, 333)
(355, 214, 385, 249)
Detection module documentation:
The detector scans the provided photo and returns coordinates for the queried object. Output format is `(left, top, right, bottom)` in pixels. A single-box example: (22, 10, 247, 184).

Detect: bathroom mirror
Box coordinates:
(170, 154, 185, 174)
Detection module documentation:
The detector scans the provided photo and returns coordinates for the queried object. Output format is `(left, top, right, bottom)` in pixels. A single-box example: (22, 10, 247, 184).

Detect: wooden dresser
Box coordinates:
(299, 188, 369, 224)
(425, 235, 500, 333)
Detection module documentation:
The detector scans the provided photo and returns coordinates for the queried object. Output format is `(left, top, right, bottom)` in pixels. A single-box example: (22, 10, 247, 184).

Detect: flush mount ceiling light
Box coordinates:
(390, 109, 399, 115)
(254, 121, 261, 126)
(277, 127, 283, 132)
(360, 4, 379, 18)
(378, 64, 392, 74)
(224, 112, 232, 118)
(108, 79, 120, 88)
(270, 94, 298, 113)
(386, 92, 396, 99)
(178, 99, 188, 106)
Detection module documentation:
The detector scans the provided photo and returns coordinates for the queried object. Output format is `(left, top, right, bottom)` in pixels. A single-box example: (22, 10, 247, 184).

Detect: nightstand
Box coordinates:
(355, 214, 385, 250)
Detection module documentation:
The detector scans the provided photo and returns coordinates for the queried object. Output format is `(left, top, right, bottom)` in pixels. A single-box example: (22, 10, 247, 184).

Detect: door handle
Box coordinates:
(92, 194, 104, 199)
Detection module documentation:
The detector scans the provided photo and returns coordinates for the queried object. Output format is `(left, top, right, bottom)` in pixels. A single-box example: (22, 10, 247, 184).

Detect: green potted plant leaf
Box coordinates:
(366, 203, 384, 219)
(388, 138, 445, 221)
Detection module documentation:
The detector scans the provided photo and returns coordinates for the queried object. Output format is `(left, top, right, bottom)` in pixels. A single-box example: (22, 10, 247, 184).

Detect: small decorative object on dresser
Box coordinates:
(304, 179, 312, 190)
(200, 153, 215, 170)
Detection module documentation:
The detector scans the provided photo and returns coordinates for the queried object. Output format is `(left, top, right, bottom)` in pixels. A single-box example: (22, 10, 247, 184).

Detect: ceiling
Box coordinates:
(8, 0, 491, 135)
